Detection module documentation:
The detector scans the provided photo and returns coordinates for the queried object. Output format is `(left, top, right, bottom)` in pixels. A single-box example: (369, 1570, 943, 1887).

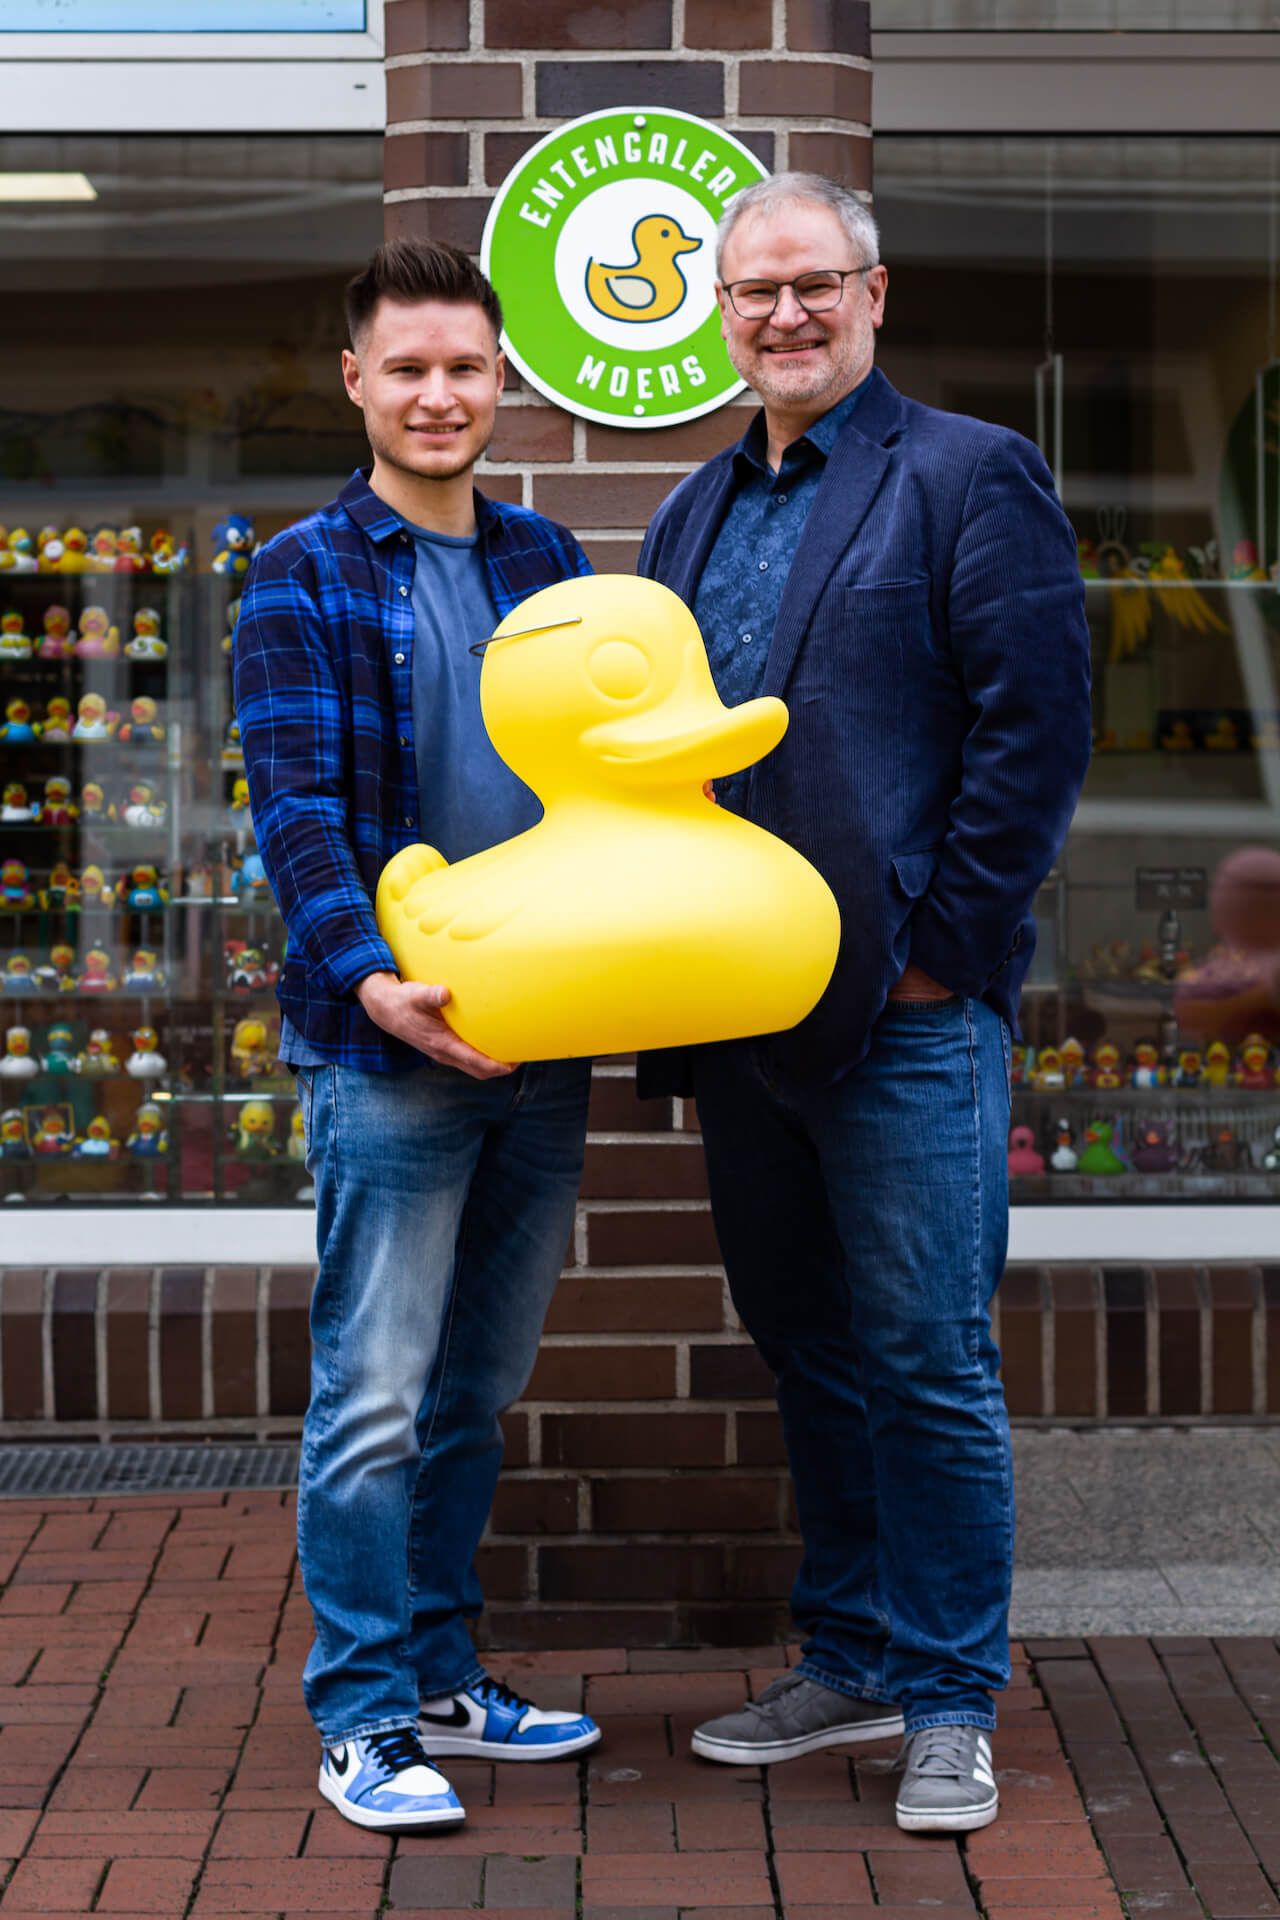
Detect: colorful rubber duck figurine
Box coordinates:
(40, 697, 72, 744)
(73, 1114, 119, 1159)
(1131, 1118, 1181, 1174)
(1, 955, 36, 994)
(31, 1107, 74, 1155)
(123, 862, 167, 910)
(1077, 538, 1100, 579)
(72, 694, 117, 742)
(376, 574, 841, 1062)
(287, 1108, 306, 1163)
(222, 596, 242, 656)
(115, 526, 147, 573)
(37, 605, 74, 660)
(1, 527, 38, 573)
(41, 1023, 77, 1074)
(1196, 1125, 1249, 1173)
(1160, 717, 1196, 752)
(221, 716, 244, 768)
(127, 1101, 168, 1158)
(0, 1109, 30, 1159)
(117, 696, 164, 744)
(211, 514, 256, 577)
(227, 776, 253, 831)
(1203, 713, 1240, 752)
(230, 1015, 274, 1078)
(79, 782, 114, 826)
(34, 944, 76, 993)
(125, 608, 167, 661)
(57, 528, 90, 575)
(1059, 1036, 1087, 1087)
(76, 1027, 120, 1076)
(88, 527, 118, 573)
(121, 948, 166, 992)
(1128, 1038, 1165, 1089)
(1, 698, 38, 745)
(0, 1027, 38, 1081)
(149, 528, 186, 575)
(1076, 1119, 1127, 1175)
(77, 946, 117, 994)
(37, 863, 73, 912)
(1230, 538, 1268, 582)
(122, 782, 166, 829)
(226, 944, 271, 993)
(79, 864, 114, 910)
(1009, 1042, 1033, 1087)
(2, 782, 36, 824)
(36, 527, 63, 572)
(75, 607, 120, 659)
(125, 1025, 166, 1080)
(1203, 1039, 1233, 1087)
(1, 860, 33, 911)
(36, 776, 76, 826)
(1090, 1040, 1123, 1091)
(585, 215, 702, 324)
(1007, 1123, 1046, 1176)
(0, 611, 33, 660)
(1049, 1118, 1078, 1172)
(231, 849, 269, 903)
(1031, 1044, 1064, 1092)
(233, 1098, 278, 1158)
(1234, 1033, 1275, 1090)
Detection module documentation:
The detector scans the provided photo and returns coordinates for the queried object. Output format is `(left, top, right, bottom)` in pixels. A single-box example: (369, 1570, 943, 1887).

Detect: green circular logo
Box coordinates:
(481, 107, 768, 429)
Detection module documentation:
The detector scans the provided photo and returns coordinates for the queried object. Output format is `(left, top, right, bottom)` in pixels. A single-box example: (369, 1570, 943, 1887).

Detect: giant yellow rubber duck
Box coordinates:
(376, 576, 840, 1061)
(585, 215, 701, 323)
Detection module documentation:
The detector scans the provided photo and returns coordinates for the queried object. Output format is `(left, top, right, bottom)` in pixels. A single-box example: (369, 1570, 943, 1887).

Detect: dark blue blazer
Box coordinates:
(637, 367, 1092, 1088)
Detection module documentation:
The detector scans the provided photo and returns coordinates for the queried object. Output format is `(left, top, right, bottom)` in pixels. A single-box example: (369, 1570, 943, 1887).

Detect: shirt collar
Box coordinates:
(731, 371, 873, 482)
(338, 467, 509, 545)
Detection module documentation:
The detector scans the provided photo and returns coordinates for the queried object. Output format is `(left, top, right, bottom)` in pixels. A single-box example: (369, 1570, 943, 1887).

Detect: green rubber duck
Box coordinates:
(1076, 1119, 1127, 1175)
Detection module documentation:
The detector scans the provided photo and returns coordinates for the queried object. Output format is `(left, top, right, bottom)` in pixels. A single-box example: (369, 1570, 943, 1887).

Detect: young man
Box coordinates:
(234, 240, 601, 1835)
(639, 175, 1091, 1834)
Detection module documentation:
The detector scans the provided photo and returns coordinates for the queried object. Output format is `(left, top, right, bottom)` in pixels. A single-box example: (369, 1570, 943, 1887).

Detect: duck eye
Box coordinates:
(588, 639, 651, 701)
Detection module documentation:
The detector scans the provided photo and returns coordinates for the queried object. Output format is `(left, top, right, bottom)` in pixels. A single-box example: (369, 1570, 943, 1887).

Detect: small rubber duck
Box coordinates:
(1077, 538, 1100, 579)
(585, 215, 702, 323)
(36, 527, 63, 572)
(1160, 718, 1196, 752)
(2, 782, 36, 824)
(37, 605, 74, 659)
(230, 1015, 274, 1078)
(1, 528, 38, 573)
(1059, 1037, 1087, 1087)
(0, 1027, 38, 1081)
(41, 1023, 77, 1073)
(127, 1102, 168, 1158)
(40, 697, 74, 743)
(227, 776, 253, 831)
(121, 948, 166, 992)
(1090, 1041, 1123, 1091)
(72, 694, 117, 742)
(233, 1098, 278, 1158)
(287, 1108, 306, 1163)
(36, 776, 76, 826)
(149, 529, 186, 575)
(122, 782, 166, 829)
(221, 716, 244, 768)
(1128, 1039, 1165, 1089)
(1131, 1119, 1181, 1174)
(73, 1114, 119, 1159)
(1076, 1119, 1127, 1175)
(57, 528, 90, 575)
(1234, 1033, 1275, 1090)
(75, 605, 120, 659)
(1007, 1124, 1045, 1176)
(34, 945, 76, 993)
(376, 576, 841, 1062)
(0, 1109, 30, 1159)
(87, 527, 117, 573)
(1009, 1042, 1033, 1087)
(79, 782, 114, 826)
(114, 527, 147, 574)
(125, 608, 167, 661)
(0, 611, 33, 660)
(1230, 538, 1268, 582)
(1, 954, 36, 994)
(76, 1027, 120, 1076)
(222, 595, 242, 655)
(1049, 1118, 1078, 1172)
(1032, 1044, 1064, 1092)
(231, 850, 269, 904)
(1203, 713, 1240, 752)
(125, 1025, 167, 1080)
(211, 514, 256, 577)
(79, 865, 114, 910)
(116, 696, 163, 743)
(1, 698, 38, 745)
(1, 859, 33, 911)
(37, 862, 73, 912)
(31, 1107, 75, 1154)
(1195, 1126, 1250, 1173)
(77, 946, 117, 994)
(226, 943, 271, 993)
(123, 863, 167, 911)
(1203, 1040, 1232, 1087)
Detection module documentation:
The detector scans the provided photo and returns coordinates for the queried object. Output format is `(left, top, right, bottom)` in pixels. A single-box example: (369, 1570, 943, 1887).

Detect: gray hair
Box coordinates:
(715, 172, 880, 279)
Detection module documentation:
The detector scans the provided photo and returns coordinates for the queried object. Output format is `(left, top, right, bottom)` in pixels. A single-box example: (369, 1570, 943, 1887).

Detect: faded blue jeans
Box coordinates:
(692, 996, 1014, 1734)
(293, 1057, 590, 1745)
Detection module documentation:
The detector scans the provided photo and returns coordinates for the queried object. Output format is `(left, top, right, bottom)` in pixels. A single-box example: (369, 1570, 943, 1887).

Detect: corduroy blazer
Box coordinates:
(636, 366, 1092, 1089)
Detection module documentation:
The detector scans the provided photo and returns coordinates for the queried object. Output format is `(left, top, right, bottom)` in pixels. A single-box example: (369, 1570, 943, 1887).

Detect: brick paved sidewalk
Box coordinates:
(0, 1489, 1223, 1919)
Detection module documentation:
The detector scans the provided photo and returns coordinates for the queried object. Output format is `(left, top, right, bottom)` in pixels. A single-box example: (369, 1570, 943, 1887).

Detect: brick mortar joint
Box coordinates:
(384, 50, 870, 69)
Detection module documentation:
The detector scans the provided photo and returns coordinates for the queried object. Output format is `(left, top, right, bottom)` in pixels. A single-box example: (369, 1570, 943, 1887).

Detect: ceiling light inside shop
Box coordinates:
(0, 173, 97, 202)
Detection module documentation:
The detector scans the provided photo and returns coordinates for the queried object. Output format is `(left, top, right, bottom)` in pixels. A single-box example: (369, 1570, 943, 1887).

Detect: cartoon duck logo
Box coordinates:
(585, 214, 701, 325)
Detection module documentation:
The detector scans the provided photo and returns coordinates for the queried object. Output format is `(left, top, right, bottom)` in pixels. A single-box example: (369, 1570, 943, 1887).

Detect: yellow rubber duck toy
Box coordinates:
(585, 215, 701, 323)
(376, 575, 840, 1062)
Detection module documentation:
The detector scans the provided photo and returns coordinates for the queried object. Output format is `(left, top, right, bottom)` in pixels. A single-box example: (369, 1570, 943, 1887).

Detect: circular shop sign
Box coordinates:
(482, 107, 769, 429)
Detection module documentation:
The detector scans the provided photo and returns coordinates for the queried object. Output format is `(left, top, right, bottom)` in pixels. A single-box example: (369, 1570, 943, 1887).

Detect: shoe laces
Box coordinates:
(365, 1726, 433, 1775)
(476, 1675, 531, 1715)
(901, 1724, 975, 1778)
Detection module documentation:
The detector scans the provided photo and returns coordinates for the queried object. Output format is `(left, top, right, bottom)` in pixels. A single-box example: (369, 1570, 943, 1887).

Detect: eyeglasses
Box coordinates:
(721, 266, 874, 320)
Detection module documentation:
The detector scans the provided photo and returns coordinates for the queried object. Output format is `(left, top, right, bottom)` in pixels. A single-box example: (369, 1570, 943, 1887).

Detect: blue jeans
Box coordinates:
(293, 1057, 591, 1744)
(692, 997, 1013, 1734)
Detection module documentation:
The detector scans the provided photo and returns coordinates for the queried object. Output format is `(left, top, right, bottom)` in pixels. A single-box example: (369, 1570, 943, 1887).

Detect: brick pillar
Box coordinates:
(382, 0, 873, 569)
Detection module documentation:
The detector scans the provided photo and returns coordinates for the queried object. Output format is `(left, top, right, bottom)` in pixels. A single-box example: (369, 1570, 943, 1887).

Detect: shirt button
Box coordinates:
(399, 585, 408, 597)
(399, 735, 409, 747)
(777, 493, 788, 504)
(394, 652, 406, 664)
(404, 815, 414, 828)
(399, 532, 409, 545)
(759, 560, 769, 571)
(742, 633, 752, 644)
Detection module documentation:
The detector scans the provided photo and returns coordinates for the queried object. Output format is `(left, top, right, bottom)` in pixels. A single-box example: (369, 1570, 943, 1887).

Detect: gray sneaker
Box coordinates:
(895, 1723, 998, 1832)
(691, 1670, 904, 1765)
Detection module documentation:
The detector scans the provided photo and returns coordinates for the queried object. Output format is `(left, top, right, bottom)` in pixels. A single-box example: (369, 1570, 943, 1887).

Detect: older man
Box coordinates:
(639, 174, 1090, 1833)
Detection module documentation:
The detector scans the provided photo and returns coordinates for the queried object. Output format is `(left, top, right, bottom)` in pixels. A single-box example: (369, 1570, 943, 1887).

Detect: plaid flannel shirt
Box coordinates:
(233, 468, 591, 1071)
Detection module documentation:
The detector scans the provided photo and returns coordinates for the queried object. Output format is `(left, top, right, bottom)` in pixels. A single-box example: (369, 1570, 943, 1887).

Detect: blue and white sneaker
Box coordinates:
(318, 1726, 465, 1831)
(418, 1675, 601, 1761)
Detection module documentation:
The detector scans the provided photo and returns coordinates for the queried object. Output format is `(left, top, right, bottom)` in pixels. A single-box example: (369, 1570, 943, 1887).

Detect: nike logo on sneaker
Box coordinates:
(419, 1700, 470, 1728)
(328, 1745, 349, 1776)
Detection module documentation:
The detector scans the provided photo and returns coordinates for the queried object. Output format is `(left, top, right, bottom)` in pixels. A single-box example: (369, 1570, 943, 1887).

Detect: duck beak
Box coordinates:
(584, 637, 787, 781)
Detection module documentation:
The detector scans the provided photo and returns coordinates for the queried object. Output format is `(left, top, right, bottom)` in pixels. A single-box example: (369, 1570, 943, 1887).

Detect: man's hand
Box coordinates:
(356, 971, 517, 1078)
(887, 962, 954, 1003)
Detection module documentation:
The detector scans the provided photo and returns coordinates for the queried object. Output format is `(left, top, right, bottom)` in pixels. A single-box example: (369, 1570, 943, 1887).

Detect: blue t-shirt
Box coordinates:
(279, 516, 541, 1067)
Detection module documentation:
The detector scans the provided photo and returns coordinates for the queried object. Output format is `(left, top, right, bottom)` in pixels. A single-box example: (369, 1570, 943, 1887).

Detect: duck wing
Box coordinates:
(605, 272, 657, 309)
